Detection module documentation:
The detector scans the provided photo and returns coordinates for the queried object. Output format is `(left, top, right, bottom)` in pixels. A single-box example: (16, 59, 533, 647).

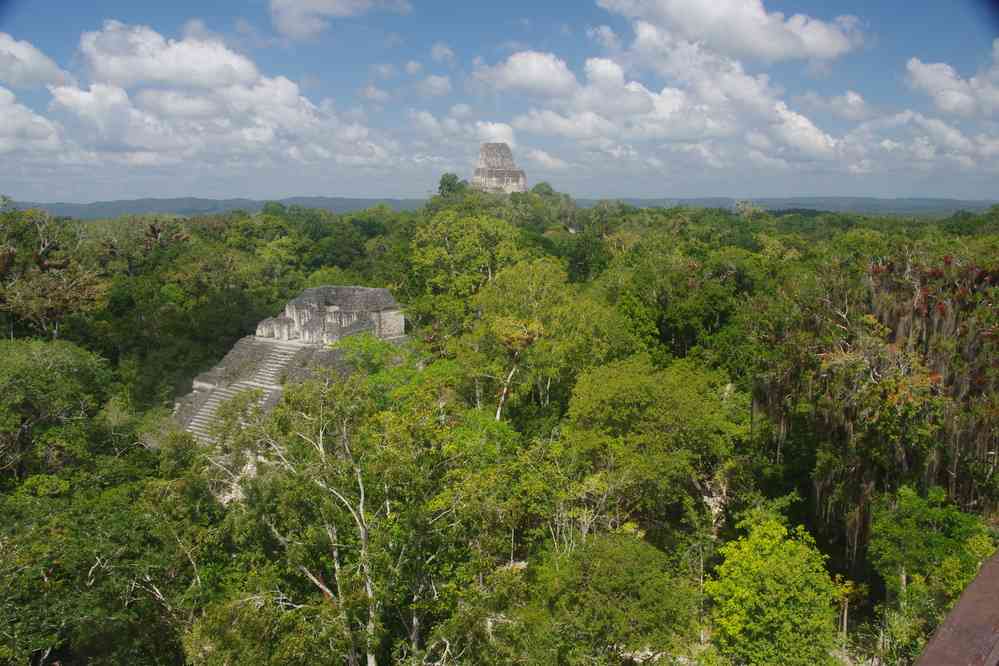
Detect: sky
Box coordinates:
(1, 0, 998, 202)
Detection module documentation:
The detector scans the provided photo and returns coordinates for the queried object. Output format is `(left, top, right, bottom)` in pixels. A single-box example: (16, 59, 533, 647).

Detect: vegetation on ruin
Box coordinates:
(1, 185, 998, 664)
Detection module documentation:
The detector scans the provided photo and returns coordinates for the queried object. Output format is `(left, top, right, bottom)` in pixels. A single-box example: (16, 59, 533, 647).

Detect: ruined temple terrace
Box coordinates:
(175, 286, 404, 442)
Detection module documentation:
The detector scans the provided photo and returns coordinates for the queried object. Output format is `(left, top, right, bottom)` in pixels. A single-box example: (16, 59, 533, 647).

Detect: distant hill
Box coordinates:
(14, 196, 426, 220)
(580, 197, 999, 217)
(14, 195, 998, 220)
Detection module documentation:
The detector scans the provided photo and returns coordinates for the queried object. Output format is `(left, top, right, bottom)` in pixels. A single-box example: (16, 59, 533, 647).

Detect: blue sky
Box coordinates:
(1, 0, 998, 201)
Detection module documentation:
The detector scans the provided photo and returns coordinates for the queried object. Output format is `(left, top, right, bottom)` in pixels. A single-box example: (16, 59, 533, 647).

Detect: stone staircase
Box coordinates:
(185, 341, 302, 442)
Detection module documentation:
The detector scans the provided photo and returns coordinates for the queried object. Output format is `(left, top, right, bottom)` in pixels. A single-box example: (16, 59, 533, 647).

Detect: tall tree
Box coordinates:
(706, 517, 838, 666)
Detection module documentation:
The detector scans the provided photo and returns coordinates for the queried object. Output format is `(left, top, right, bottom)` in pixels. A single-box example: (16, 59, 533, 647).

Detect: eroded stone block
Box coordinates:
(471, 142, 528, 194)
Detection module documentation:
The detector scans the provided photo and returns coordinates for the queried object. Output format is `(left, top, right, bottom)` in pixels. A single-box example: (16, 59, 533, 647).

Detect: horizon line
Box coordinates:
(14, 194, 999, 206)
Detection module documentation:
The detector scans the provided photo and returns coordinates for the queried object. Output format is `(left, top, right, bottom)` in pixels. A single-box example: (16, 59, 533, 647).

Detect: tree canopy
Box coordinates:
(2, 188, 997, 664)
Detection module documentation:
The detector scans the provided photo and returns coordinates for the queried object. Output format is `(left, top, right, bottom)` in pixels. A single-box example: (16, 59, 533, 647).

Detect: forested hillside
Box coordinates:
(2, 183, 998, 665)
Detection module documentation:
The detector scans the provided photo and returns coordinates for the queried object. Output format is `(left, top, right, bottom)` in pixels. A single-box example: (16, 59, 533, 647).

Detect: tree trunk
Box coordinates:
(328, 522, 359, 666)
(410, 608, 421, 653)
(841, 599, 849, 641)
(495, 364, 518, 421)
(361, 524, 378, 666)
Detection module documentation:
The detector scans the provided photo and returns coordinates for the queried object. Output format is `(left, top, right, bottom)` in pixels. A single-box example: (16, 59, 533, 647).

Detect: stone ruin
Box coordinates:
(256, 286, 405, 345)
(471, 142, 528, 194)
(175, 286, 405, 443)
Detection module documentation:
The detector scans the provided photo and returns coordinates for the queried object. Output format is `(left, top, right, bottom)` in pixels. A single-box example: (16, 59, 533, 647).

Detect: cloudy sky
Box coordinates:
(1, 0, 998, 202)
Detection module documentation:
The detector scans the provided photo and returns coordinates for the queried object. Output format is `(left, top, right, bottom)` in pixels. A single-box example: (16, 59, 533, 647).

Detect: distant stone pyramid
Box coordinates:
(471, 142, 528, 194)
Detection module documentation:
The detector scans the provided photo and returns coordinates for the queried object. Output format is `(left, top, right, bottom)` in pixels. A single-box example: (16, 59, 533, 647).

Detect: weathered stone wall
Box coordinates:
(478, 142, 517, 169)
(471, 142, 527, 194)
(177, 285, 407, 443)
(255, 286, 404, 345)
(174, 336, 308, 431)
(472, 167, 528, 194)
(373, 309, 405, 339)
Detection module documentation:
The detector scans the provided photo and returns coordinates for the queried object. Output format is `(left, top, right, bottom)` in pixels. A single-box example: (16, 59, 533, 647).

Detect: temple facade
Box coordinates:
(471, 142, 528, 194)
(176, 286, 405, 444)
(255, 286, 405, 345)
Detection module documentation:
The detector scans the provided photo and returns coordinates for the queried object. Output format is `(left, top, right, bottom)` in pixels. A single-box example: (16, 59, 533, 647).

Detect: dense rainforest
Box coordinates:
(1, 183, 998, 665)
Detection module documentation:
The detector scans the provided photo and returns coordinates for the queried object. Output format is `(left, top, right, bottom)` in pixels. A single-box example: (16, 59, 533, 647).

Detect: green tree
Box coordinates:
(451, 257, 633, 425)
(530, 182, 555, 197)
(706, 518, 838, 665)
(562, 228, 611, 282)
(437, 173, 468, 197)
(0, 206, 107, 338)
(409, 211, 527, 337)
(870, 486, 994, 599)
(2, 465, 217, 665)
(559, 355, 749, 544)
(312, 220, 366, 269)
(0, 339, 111, 484)
(434, 534, 698, 665)
(194, 340, 476, 664)
(261, 201, 287, 217)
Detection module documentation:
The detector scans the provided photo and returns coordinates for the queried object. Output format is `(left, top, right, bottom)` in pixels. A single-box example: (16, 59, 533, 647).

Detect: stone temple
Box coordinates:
(471, 142, 528, 194)
(175, 286, 404, 442)
(256, 286, 404, 345)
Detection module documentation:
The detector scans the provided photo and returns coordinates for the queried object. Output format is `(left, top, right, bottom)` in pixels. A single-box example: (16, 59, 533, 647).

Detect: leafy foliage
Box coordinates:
(707, 518, 838, 665)
(2, 188, 998, 665)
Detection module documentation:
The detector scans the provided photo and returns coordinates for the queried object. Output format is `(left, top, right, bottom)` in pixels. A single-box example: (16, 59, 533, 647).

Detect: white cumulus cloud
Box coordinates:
(80, 20, 259, 88)
(0, 33, 71, 87)
(771, 101, 838, 159)
(0, 86, 63, 154)
(270, 0, 412, 39)
(587, 25, 620, 51)
(34, 22, 400, 172)
(628, 21, 779, 115)
(571, 58, 655, 116)
(795, 90, 872, 121)
(361, 84, 390, 102)
(514, 109, 617, 140)
(907, 43, 999, 117)
(476, 121, 516, 147)
(598, 0, 863, 62)
(837, 109, 991, 175)
(417, 74, 451, 97)
(136, 89, 220, 118)
(474, 51, 579, 97)
(526, 148, 570, 170)
(409, 109, 516, 149)
(431, 42, 455, 64)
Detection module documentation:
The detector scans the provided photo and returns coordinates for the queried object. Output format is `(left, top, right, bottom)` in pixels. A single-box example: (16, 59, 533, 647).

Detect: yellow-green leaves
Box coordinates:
(409, 211, 528, 336)
(706, 519, 838, 666)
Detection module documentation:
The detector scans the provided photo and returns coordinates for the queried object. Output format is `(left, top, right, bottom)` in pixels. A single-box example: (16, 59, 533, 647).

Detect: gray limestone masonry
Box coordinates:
(471, 142, 528, 194)
(174, 286, 405, 442)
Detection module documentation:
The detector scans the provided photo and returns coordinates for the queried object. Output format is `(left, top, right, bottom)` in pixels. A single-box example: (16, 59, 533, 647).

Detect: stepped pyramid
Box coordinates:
(174, 286, 405, 442)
